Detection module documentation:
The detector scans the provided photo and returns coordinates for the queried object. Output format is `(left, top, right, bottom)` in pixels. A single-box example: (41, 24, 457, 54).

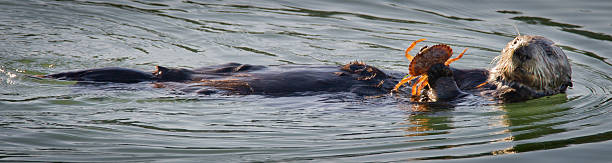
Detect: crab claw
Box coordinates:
(405, 38, 426, 62)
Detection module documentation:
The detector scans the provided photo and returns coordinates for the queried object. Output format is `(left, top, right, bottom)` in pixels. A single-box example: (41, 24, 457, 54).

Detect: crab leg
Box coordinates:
(393, 75, 418, 92)
(476, 81, 488, 88)
(411, 75, 428, 96)
(415, 77, 429, 97)
(405, 38, 427, 62)
(444, 47, 468, 66)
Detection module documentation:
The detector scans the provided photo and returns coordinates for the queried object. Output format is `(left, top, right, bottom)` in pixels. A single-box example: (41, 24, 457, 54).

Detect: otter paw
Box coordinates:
(427, 63, 453, 78)
(426, 63, 453, 87)
(494, 86, 535, 102)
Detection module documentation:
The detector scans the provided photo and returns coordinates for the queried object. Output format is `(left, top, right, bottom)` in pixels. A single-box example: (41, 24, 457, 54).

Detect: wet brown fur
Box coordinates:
(191, 79, 254, 95)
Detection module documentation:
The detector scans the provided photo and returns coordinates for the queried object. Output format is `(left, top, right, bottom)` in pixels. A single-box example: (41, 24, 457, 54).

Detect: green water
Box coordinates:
(1, 0, 612, 162)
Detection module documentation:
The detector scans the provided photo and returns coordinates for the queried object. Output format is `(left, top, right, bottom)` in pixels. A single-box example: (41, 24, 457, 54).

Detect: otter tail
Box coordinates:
(36, 67, 156, 83)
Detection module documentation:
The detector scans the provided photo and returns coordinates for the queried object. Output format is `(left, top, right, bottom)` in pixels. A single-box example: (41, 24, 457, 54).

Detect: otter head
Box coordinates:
(153, 66, 194, 82)
(489, 35, 572, 101)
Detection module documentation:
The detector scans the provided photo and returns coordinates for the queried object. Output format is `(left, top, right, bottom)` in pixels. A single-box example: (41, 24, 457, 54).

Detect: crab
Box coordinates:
(393, 38, 468, 97)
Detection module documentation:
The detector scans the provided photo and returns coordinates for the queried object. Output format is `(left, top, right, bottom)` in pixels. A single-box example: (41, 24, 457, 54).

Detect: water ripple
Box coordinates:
(1, 0, 612, 162)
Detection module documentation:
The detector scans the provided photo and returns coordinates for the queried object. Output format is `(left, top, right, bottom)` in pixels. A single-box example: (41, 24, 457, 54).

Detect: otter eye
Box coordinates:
(513, 40, 518, 45)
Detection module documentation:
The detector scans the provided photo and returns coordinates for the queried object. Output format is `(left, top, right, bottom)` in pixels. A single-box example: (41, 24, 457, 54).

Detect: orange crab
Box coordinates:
(393, 38, 468, 96)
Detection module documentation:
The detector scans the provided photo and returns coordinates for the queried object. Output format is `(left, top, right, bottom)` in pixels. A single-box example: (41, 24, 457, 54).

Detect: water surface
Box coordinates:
(2, 0, 612, 162)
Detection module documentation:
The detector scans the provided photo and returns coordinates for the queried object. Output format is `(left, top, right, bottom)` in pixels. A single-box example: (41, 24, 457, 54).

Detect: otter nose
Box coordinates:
(514, 48, 531, 61)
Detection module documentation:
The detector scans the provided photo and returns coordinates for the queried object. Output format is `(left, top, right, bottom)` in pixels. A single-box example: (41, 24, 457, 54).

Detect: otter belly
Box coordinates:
(185, 64, 399, 96)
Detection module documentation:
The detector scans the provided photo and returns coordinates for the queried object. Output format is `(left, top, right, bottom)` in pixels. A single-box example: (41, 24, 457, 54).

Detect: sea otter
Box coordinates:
(417, 35, 572, 102)
(40, 62, 399, 96)
(36, 35, 572, 102)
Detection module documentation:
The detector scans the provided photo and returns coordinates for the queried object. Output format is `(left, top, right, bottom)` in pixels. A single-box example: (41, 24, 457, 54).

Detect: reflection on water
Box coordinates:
(2, 0, 612, 162)
(395, 94, 605, 160)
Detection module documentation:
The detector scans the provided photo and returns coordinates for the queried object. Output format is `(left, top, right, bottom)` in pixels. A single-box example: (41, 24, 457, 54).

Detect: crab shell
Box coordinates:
(408, 44, 453, 76)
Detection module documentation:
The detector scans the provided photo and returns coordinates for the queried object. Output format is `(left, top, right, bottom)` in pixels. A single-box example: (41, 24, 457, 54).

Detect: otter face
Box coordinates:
(491, 35, 572, 95)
